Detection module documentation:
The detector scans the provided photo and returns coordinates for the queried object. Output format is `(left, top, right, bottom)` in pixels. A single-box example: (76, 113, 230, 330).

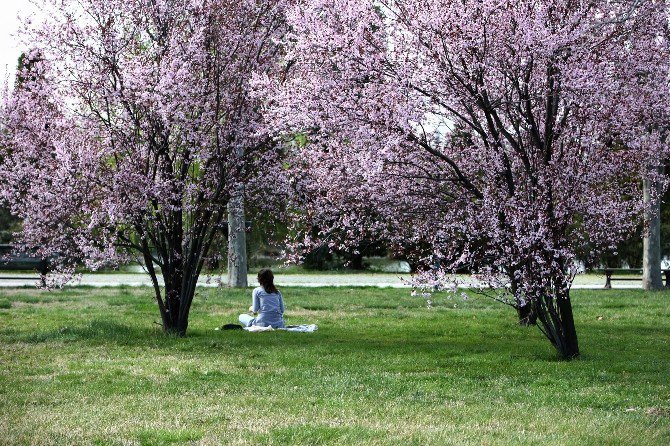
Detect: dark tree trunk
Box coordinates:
(147, 266, 196, 337)
(140, 225, 205, 338)
(162, 303, 191, 337)
(349, 252, 364, 270)
(511, 279, 536, 326)
(556, 292, 579, 358)
(534, 286, 579, 359)
(516, 303, 537, 326)
(160, 284, 195, 337)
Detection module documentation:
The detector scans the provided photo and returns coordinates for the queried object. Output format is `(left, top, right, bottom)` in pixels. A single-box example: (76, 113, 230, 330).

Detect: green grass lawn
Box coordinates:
(0, 286, 668, 445)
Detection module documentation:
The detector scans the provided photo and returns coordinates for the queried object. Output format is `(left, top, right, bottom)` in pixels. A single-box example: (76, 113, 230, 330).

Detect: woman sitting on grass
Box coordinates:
(239, 268, 285, 329)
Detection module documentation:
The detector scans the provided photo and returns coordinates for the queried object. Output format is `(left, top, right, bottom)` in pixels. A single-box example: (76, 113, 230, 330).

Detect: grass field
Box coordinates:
(0, 286, 668, 445)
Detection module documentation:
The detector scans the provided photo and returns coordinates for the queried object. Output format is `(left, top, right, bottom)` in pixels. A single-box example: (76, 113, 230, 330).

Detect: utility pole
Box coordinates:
(643, 164, 664, 290)
(227, 183, 248, 287)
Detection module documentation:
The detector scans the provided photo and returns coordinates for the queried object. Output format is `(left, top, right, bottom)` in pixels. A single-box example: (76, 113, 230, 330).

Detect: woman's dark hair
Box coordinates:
(257, 268, 279, 294)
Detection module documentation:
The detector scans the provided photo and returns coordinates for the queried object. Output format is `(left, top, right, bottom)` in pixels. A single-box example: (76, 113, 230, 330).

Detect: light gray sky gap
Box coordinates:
(0, 0, 40, 90)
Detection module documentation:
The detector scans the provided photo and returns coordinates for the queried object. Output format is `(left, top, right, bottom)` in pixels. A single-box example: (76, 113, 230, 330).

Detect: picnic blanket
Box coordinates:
(243, 324, 318, 333)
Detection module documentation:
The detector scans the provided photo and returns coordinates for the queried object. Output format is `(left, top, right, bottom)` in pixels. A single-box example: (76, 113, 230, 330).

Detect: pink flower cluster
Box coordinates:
(0, 0, 290, 292)
(267, 0, 669, 302)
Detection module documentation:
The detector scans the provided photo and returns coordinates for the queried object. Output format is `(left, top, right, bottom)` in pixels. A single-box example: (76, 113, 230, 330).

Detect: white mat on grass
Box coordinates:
(243, 324, 318, 333)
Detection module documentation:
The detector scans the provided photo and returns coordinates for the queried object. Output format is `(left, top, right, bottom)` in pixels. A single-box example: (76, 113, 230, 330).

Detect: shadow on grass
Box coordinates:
(5, 319, 154, 345)
(3, 307, 667, 367)
(1, 314, 542, 361)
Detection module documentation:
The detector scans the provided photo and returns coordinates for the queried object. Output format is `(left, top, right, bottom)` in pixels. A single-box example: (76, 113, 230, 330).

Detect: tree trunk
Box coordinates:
(643, 165, 664, 290)
(349, 252, 364, 270)
(146, 270, 195, 337)
(516, 303, 537, 326)
(534, 286, 579, 360)
(158, 267, 197, 337)
(141, 239, 198, 337)
(511, 279, 536, 326)
(227, 183, 248, 288)
(163, 310, 190, 336)
(555, 291, 579, 359)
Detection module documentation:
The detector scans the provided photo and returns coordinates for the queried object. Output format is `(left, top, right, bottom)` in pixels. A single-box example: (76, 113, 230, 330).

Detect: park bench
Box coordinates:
(602, 268, 670, 289)
(0, 244, 52, 286)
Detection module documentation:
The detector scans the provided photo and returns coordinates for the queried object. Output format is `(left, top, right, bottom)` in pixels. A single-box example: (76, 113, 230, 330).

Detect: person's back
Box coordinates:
(250, 286, 285, 328)
(239, 269, 285, 328)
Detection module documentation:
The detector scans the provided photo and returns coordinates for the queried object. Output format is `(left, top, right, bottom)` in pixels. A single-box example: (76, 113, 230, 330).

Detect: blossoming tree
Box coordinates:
(0, 0, 289, 335)
(268, 0, 669, 358)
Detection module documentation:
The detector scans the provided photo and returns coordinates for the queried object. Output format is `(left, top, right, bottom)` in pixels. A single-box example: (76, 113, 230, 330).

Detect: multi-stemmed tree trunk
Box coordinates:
(516, 301, 537, 326)
(533, 278, 579, 359)
(138, 201, 229, 336)
(511, 280, 537, 326)
(141, 225, 218, 335)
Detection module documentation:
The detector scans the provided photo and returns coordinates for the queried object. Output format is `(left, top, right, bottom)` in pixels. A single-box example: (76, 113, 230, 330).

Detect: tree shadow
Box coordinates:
(4, 312, 665, 369)
(4, 319, 153, 345)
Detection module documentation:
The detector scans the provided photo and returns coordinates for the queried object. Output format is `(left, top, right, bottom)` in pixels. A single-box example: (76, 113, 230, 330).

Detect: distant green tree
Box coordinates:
(0, 207, 20, 243)
(600, 176, 670, 269)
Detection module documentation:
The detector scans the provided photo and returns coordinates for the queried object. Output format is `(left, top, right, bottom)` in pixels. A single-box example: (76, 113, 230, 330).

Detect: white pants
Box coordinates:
(239, 314, 255, 327)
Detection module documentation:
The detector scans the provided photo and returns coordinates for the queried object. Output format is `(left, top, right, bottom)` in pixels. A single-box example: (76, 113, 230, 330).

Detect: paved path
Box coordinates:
(0, 272, 639, 289)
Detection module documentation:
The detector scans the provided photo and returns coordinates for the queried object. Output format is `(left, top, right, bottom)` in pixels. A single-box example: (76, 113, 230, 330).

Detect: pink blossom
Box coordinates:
(268, 0, 670, 358)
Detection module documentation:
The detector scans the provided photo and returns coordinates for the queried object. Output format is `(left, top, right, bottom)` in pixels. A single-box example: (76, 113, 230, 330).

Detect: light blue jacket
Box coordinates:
(248, 287, 285, 328)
